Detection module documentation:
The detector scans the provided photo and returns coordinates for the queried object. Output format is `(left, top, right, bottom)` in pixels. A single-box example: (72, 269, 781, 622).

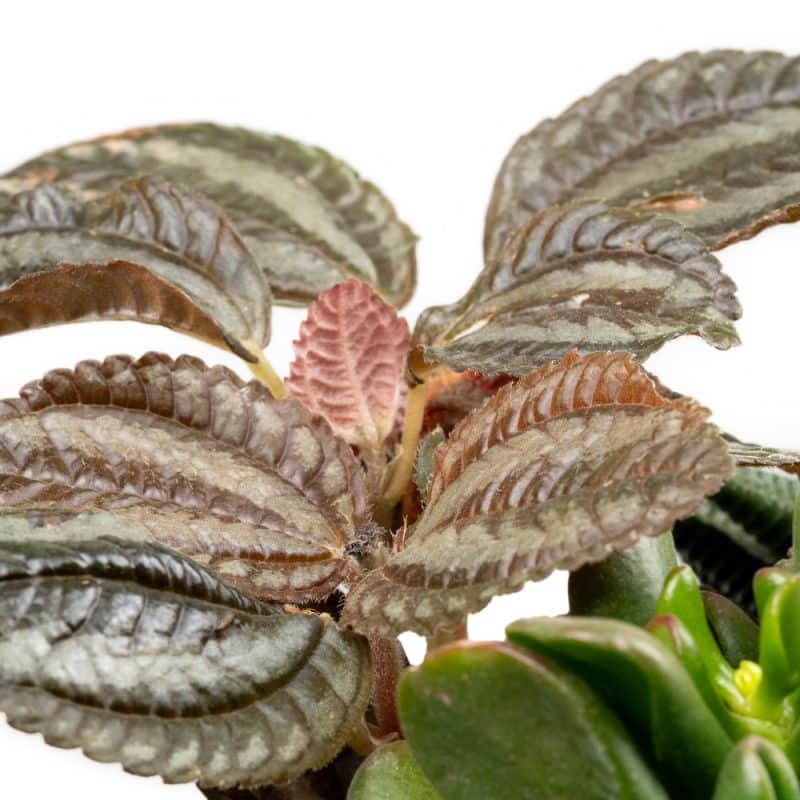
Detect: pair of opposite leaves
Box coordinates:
(2, 49, 800, 376)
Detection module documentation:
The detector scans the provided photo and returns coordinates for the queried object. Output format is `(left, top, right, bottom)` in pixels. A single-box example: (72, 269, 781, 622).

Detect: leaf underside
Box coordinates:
(0, 537, 372, 788)
(725, 437, 800, 476)
(286, 279, 409, 452)
(0, 352, 367, 603)
(0, 178, 270, 360)
(413, 201, 740, 376)
(0, 123, 417, 306)
(341, 350, 734, 637)
(485, 50, 800, 261)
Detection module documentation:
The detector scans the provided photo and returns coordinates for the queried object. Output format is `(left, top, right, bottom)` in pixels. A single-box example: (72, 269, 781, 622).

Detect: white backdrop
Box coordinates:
(1, 1, 799, 796)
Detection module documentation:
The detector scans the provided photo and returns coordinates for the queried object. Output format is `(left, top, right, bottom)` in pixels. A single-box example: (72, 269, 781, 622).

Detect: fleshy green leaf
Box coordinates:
(0, 537, 372, 788)
(568, 533, 678, 627)
(703, 590, 760, 666)
(485, 50, 800, 260)
(674, 468, 798, 613)
(0, 178, 270, 361)
(286, 280, 409, 458)
(399, 642, 668, 800)
(0, 123, 417, 306)
(0, 352, 367, 603)
(342, 351, 733, 637)
(415, 201, 740, 375)
(347, 742, 441, 800)
(712, 736, 800, 800)
(507, 616, 733, 799)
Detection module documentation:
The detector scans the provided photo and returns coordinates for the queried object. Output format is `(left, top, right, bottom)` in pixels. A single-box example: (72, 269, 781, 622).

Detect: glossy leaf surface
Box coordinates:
(0, 178, 270, 361)
(347, 742, 441, 800)
(342, 351, 733, 636)
(0, 537, 371, 788)
(399, 642, 668, 800)
(416, 201, 740, 375)
(568, 533, 678, 627)
(508, 616, 733, 799)
(0, 352, 367, 603)
(712, 737, 800, 800)
(486, 50, 800, 260)
(703, 590, 760, 666)
(0, 123, 417, 306)
(286, 280, 409, 454)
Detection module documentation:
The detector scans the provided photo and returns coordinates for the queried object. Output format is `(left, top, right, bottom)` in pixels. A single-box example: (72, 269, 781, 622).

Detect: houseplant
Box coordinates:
(0, 48, 799, 798)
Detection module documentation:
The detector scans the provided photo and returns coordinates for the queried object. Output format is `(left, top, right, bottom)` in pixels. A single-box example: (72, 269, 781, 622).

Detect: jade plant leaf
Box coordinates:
(0, 352, 367, 603)
(673, 467, 798, 613)
(398, 642, 668, 800)
(348, 742, 441, 800)
(286, 279, 409, 457)
(485, 50, 800, 260)
(568, 533, 679, 627)
(507, 616, 733, 799)
(341, 350, 733, 637)
(0, 537, 372, 788)
(703, 591, 760, 666)
(413, 201, 740, 376)
(0, 178, 270, 361)
(712, 737, 800, 799)
(0, 122, 417, 306)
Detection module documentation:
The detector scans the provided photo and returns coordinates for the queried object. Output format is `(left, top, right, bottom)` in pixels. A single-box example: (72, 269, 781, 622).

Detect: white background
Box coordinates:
(2, 1, 800, 796)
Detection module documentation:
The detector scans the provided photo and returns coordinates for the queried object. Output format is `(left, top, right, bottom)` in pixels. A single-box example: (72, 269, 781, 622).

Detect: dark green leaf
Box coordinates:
(674, 468, 798, 614)
(508, 616, 733, 798)
(347, 742, 441, 800)
(0, 178, 270, 361)
(415, 201, 740, 375)
(342, 351, 732, 637)
(568, 533, 678, 626)
(399, 642, 668, 800)
(1, 123, 417, 306)
(703, 590, 760, 666)
(0, 352, 367, 603)
(712, 736, 800, 800)
(485, 50, 800, 260)
(0, 537, 372, 788)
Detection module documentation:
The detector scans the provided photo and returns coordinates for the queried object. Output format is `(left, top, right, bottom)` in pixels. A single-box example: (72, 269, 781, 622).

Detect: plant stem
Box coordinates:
(245, 344, 286, 400)
(382, 382, 427, 507)
(368, 635, 408, 741)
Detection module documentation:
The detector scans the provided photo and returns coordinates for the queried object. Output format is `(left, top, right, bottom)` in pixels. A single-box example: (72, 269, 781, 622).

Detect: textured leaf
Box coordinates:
(414, 427, 446, 506)
(399, 642, 668, 800)
(347, 742, 441, 800)
(0, 352, 367, 603)
(0, 537, 372, 788)
(0, 123, 417, 306)
(485, 50, 800, 260)
(414, 201, 740, 375)
(712, 737, 800, 800)
(200, 748, 363, 800)
(726, 438, 800, 476)
(507, 616, 733, 799)
(341, 351, 733, 636)
(286, 280, 409, 454)
(673, 468, 798, 613)
(421, 369, 510, 435)
(0, 178, 270, 360)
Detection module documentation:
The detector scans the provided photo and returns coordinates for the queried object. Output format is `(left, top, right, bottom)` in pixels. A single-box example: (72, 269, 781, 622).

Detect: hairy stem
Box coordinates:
(244, 344, 286, 400)
(793, 491, 800, 571)
(382, 382, 427, 506)
(368, 635, 408, 741)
